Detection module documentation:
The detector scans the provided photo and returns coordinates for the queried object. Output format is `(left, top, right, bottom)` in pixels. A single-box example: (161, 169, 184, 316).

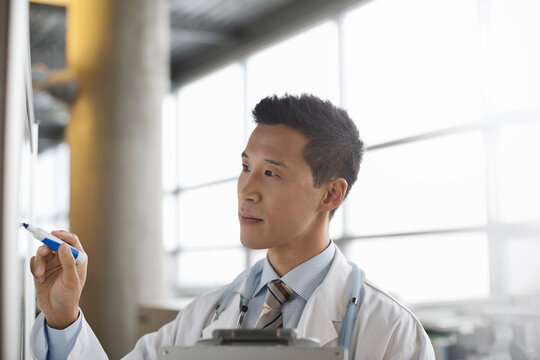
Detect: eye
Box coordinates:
(264, 170, 278, 177)
(242, 164, 250, 172)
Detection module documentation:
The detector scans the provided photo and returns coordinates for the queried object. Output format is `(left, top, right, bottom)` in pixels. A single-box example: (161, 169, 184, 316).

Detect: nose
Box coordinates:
(237, 173, 261, 203)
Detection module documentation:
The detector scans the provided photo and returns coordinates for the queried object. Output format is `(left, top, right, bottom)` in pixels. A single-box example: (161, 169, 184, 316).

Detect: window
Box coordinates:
(163, 64, 246, 292)
(344, 0, 482, 145)
(506, 237, 540, 294)
(165, 0, 540, 304)
(177, 64, 245, 187)
(347, 132, 486, 235)
(497, 122, 540, 223)
(488, 0, 540, 112)
(347, 233, 489, 303)
(247, 21, 340, 111)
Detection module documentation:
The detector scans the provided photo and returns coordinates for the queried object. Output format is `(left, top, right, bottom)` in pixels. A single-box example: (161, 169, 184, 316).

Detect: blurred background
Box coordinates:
(2, 0, 540, 359)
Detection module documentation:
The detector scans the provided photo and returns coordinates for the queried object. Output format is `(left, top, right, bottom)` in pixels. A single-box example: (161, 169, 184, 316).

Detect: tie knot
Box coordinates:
(267, 280, 294, 303)
(254, 280, 294, 329)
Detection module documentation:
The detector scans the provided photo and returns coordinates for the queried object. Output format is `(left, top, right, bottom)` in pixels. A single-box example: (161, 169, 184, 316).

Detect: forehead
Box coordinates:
(244, 124, 309, 164)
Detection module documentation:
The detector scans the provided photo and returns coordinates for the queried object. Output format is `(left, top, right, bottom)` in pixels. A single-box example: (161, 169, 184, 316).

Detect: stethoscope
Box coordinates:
(211, 257, 366, 353)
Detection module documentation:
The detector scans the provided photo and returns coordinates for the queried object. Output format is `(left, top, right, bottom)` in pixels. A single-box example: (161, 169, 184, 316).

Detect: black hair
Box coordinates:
(252, 94, 364, 216)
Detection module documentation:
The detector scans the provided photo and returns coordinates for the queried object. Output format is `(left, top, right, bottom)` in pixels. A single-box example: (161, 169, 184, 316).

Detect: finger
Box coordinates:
(32, 246, 49, 275)
(32, 243, 62, 276)
(57, 243, 79, 285)
(30, 256, 36, 275)
(51, 231, 85, 252)
(37, 245, 59, 266)
(37, 244, 54, 257)
(31, 253, 47, 283)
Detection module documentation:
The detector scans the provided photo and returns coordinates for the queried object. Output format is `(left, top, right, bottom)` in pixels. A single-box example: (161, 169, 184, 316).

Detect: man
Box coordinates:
(30, 94, 435, 359)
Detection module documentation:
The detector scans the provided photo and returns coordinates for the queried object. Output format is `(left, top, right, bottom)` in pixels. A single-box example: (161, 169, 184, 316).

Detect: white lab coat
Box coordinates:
(30, 248, 436, 360)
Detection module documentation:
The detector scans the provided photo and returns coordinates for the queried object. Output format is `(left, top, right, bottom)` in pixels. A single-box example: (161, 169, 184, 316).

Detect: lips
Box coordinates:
(239, 209, 263, 225)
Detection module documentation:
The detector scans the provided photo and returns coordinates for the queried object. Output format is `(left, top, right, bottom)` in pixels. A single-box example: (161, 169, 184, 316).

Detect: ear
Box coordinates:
(320, 178, 348, 213)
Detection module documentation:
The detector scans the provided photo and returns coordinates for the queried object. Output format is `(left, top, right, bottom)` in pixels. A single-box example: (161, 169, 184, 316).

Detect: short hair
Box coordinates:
(252, 94, 364, 216)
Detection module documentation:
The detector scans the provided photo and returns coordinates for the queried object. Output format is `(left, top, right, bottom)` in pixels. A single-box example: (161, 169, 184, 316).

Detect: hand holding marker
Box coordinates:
(21, 223, 88, 265)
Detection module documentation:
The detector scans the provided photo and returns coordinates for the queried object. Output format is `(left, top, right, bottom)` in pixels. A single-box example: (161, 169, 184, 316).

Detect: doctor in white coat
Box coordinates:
(30, 94, 436, 360)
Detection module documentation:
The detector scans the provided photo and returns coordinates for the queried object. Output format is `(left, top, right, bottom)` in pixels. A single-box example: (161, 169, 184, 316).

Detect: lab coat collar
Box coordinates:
(201, 246, 353, 346)
(296, 247, 352, 346)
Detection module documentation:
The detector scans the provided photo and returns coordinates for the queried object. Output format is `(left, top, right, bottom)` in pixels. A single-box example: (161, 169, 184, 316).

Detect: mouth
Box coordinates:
(238, 210, 263, 225)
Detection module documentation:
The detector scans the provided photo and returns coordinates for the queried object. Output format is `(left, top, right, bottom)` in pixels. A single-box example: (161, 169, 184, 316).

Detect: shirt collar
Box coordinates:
(253, 241, 336, 301)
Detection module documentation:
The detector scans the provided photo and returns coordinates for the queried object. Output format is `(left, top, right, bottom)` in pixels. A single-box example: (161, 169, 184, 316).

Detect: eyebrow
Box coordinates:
(241, 152, 288, 168)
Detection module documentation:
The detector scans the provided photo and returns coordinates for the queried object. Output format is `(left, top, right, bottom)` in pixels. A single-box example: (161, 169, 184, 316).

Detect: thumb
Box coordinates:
(58, 243, 78, 284)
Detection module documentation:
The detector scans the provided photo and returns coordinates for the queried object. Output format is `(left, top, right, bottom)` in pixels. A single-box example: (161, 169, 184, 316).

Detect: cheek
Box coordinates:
(270, 186, 320, 219)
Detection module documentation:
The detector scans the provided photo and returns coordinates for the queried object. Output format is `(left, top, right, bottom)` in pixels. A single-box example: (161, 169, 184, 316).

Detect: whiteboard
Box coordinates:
(0, 0, 37, 358)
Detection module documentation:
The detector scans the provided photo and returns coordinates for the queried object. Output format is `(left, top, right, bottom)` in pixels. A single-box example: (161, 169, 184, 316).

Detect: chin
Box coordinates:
(240, 234, 267, 250)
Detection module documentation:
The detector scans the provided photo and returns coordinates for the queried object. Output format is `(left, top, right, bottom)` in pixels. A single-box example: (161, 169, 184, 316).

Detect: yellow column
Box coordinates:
(66, 0, 168, 357)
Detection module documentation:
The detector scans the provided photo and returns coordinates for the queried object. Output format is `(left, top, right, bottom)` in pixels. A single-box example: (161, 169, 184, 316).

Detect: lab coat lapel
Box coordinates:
(201, 279, 247, 339)
(201, 248, 354, 346)
(296, 248, 353, 346)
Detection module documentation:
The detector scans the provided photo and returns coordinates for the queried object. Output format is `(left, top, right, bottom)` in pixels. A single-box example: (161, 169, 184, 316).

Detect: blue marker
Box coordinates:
(21, 223, 87, 265)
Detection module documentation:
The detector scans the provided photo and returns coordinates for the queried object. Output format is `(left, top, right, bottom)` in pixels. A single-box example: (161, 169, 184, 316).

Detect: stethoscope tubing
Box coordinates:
(212, 257, 365, 357)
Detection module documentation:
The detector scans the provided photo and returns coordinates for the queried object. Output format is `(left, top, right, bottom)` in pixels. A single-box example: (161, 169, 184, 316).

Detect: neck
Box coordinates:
(266, 222, 331, 277)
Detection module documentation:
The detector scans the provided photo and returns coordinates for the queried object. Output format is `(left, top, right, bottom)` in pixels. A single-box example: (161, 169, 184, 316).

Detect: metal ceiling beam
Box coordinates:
(171, 0, 371, 86)
(171, 28, 238, 47)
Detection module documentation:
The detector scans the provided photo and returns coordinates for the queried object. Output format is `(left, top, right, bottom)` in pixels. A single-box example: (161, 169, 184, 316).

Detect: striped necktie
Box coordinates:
(254, 280, 294, 329)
